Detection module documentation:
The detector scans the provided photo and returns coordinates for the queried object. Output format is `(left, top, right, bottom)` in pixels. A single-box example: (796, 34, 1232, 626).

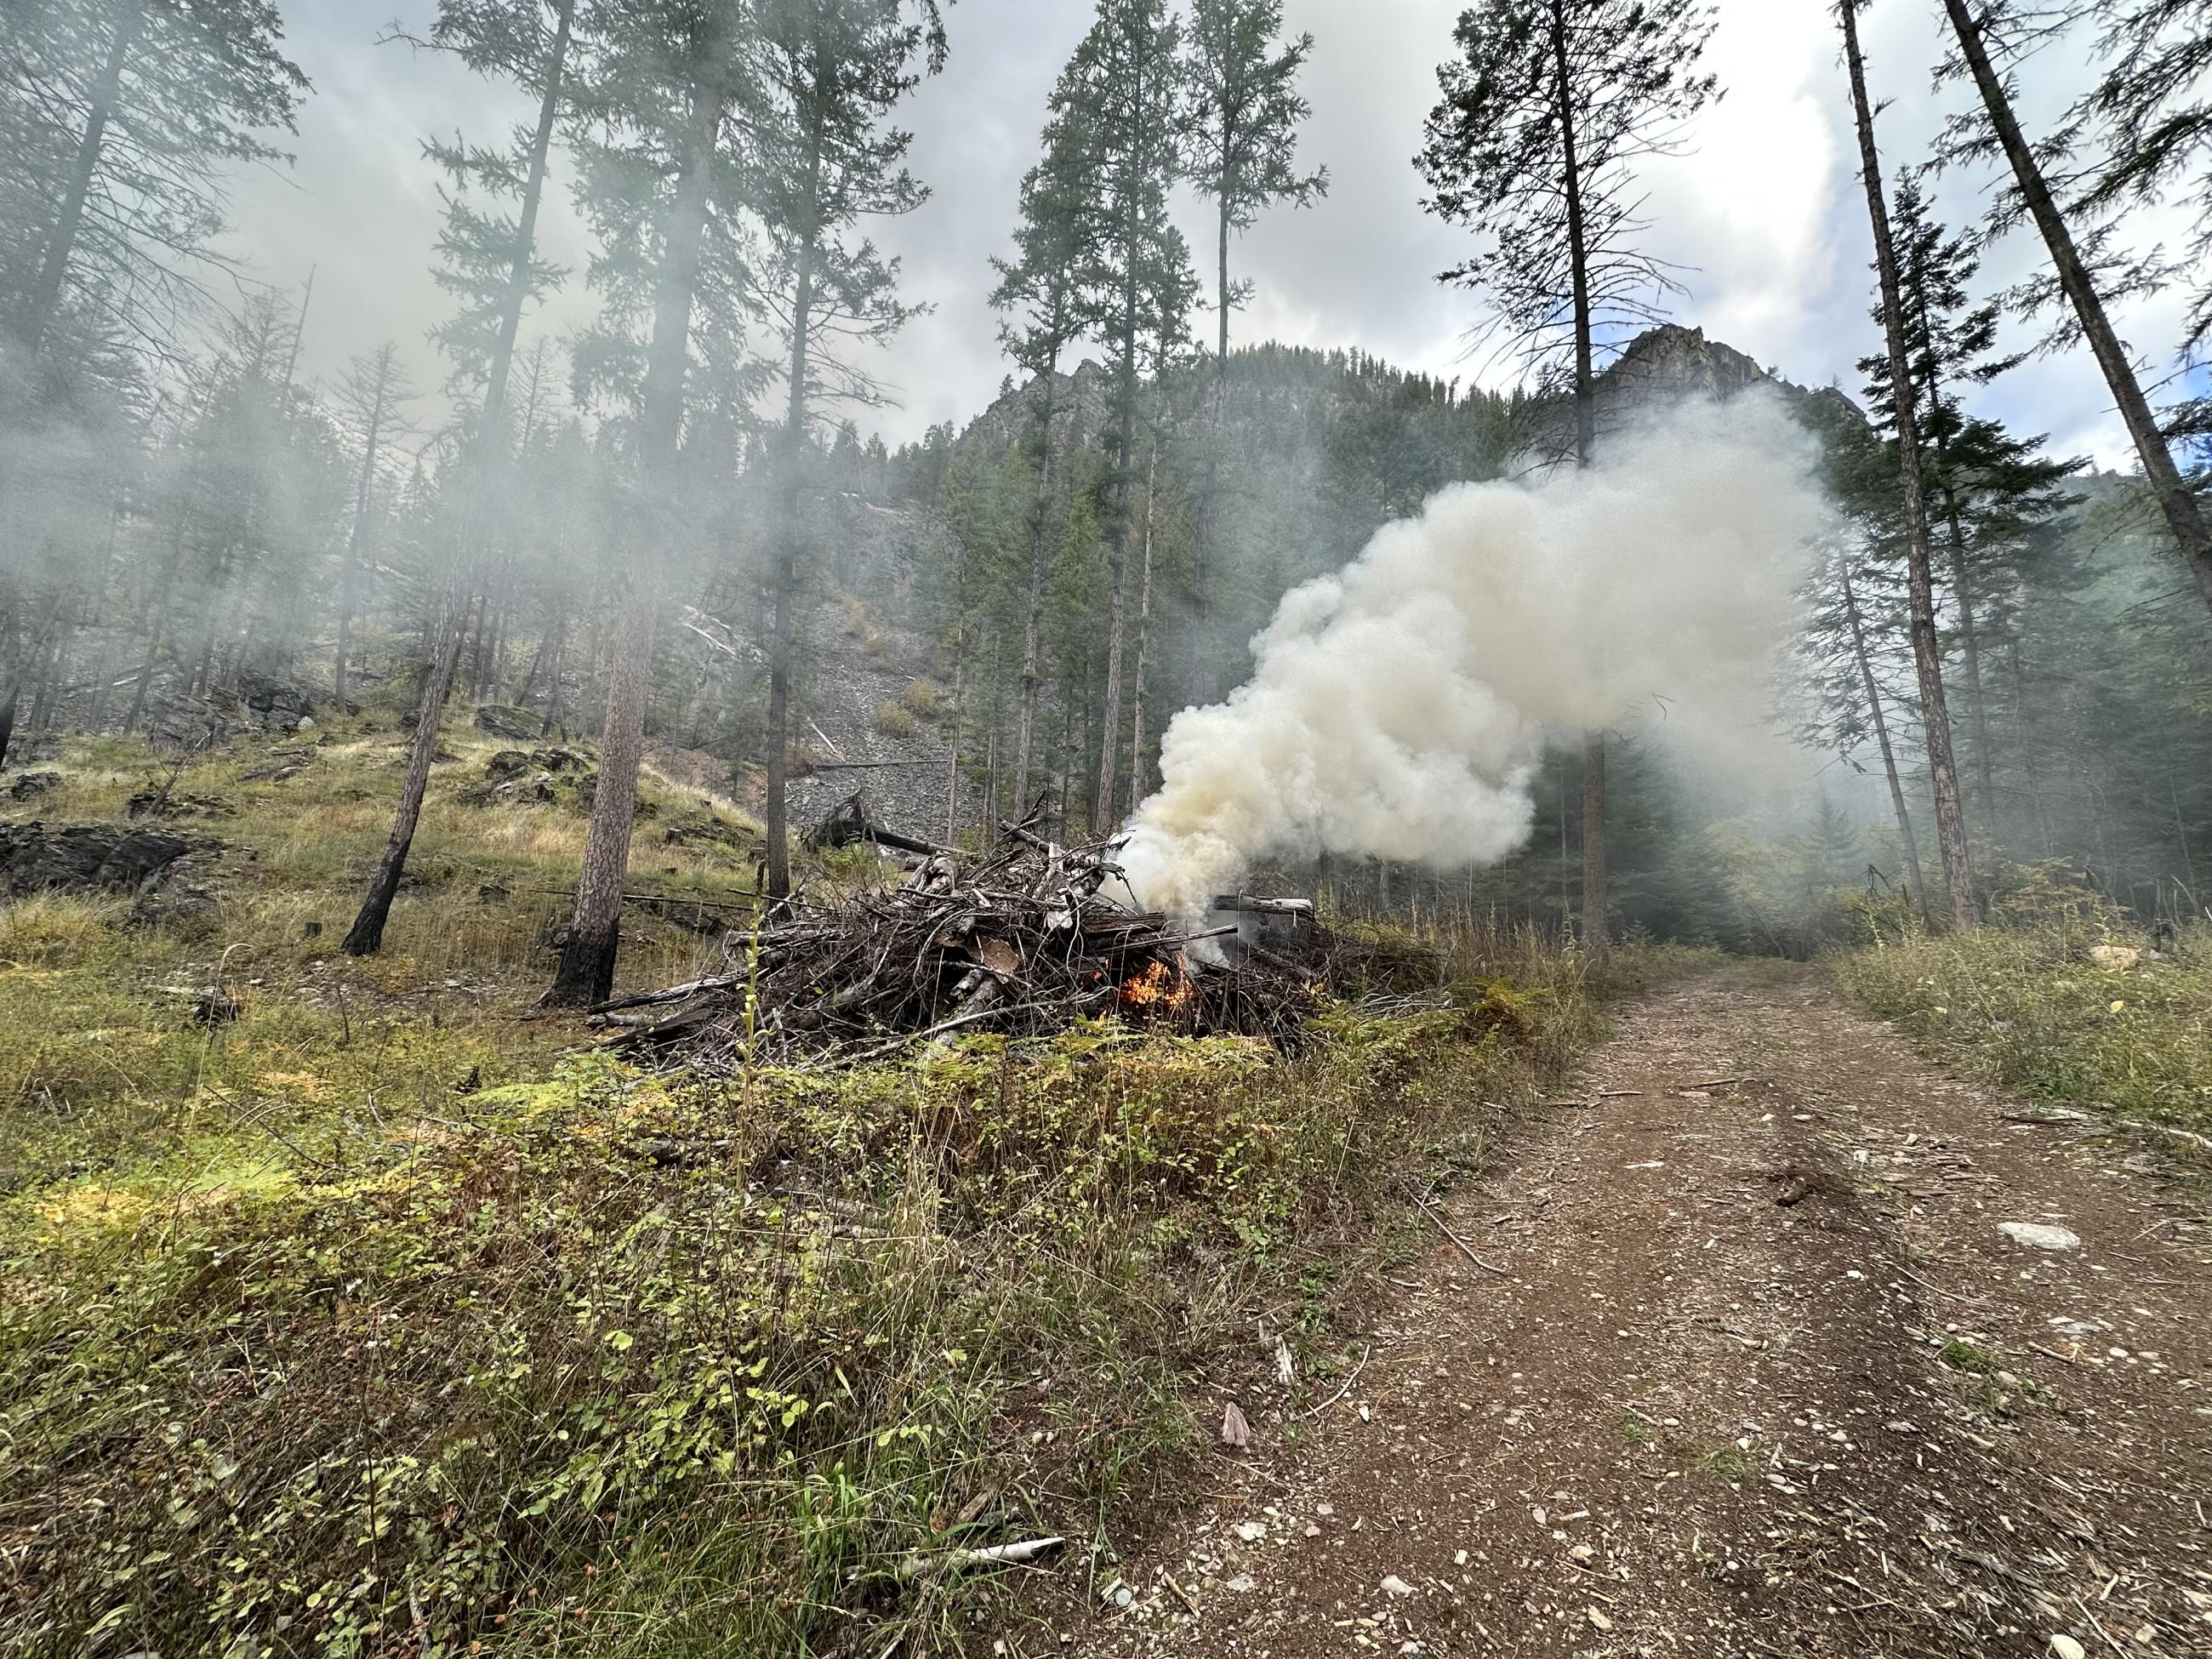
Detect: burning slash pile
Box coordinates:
(588, 821, 1323, 1063)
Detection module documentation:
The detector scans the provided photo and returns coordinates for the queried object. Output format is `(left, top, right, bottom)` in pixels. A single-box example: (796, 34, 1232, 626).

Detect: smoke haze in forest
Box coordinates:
(1120, 396, 1827, 917)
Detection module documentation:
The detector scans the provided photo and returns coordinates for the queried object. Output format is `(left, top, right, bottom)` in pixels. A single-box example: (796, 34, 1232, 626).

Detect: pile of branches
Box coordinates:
(588, 820, 1319, 1063)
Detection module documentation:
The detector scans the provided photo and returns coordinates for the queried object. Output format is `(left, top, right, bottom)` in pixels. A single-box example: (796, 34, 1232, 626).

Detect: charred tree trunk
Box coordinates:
(1842, 0, 1977, 932)
(764, 90, 829, 904)
(543, 584, 653, 1000)
(341, 615, 465, 955)
(1938, 0, 2212, 613)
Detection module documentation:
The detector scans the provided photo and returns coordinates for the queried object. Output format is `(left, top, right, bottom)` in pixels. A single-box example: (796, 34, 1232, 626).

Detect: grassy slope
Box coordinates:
(1835, 920, 2212, 1138)
(0, 715, 1699, 1658)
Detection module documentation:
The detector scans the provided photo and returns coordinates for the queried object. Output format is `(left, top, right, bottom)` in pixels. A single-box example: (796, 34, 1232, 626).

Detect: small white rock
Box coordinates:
(1234, 1520, 1267, 1542)
(1999, 1222, 2082, 1251)
(2050, 1635, 2087, 1659)
(1381, 1575, 1417, 1599)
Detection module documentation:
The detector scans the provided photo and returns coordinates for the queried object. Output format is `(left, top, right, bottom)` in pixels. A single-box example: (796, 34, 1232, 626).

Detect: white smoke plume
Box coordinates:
(1120, 393, 1829, 918)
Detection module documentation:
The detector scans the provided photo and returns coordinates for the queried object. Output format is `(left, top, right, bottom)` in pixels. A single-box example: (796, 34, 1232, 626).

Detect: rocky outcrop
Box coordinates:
(0, 822, 215, 900)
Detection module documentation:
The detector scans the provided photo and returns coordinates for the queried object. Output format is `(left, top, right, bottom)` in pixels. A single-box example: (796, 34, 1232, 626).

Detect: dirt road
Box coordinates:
(1050, 973, 2212, 1658)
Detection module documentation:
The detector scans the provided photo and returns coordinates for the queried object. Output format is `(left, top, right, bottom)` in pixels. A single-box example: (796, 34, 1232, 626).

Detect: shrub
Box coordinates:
(872, 700, 916, 740)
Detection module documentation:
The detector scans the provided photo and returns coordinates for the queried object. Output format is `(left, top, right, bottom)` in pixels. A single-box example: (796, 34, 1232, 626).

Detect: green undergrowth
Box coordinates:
(1836, 918, 2212, 1138)
(0, 915, 1687, 1656)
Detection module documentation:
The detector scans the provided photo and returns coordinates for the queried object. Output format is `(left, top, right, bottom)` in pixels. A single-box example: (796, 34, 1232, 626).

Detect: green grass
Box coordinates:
(0, 722, 1705, 1656)
(1835, 918, 2212, 1137)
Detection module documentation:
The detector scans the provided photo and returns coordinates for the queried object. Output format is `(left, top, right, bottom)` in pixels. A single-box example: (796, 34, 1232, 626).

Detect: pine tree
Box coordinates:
(1060, 0, 1197, 828)
(989, 99, 1099, 813)
(0, 0, 308, 371)
(2065, 1, 2212, 356)
(1179, 0, 1325, 704)
(1856, 178, 2075, 825)
(344, 0, 586, 959)
(543, 0, 754, 1003)
(1934, 0, 2212, 613)
(1839, 0, 1977, 932)
(1417, 0, 1719, 951)
(750, 0, 936, 898)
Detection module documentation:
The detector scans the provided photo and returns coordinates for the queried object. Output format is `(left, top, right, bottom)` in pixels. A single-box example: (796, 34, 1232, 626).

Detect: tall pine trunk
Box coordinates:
(1548, 0, 1607, 953)
(544, 37, 718, 1004)
(764, 94, 829, 902)
(1842, 0, 1976, 931)
(1129, 425, 1162, 805)
(1012, 351, 1062, 811)
(340, 619, 465, 955)
(1841, 559, 1930, 922)
(1937, 0, 2212, 613)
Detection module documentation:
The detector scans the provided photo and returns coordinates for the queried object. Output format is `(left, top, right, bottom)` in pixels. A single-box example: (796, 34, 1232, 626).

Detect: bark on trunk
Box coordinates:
(1012, 353, 1060, 810)
(544, 32, 720, 1000)
(341, 613, 465, 955)
(764, 87, 829, 902)
(1938, 0, 2212, 613)
(1841, 559, 1930, 923)
(1842, 0, 1978, 932)
(543, 582, 654, 1002)
(1579, 733, 1607, 949)
(1128, 428, 1161, 807)
(1548, 0, 1606, 952)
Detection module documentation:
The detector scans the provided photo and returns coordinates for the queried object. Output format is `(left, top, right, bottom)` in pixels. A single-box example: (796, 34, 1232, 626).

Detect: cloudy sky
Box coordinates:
(222, 0, 2204, 469)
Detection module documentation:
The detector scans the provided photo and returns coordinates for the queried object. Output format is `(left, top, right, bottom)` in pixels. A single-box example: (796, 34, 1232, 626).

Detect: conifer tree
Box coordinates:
(1935, 0, 2212, 613)
(750, 0, 936, 898)
(1053, 0, 1196, 829)
(543, 0, 753, 1002)
(1857, 178, 2074, 824)
(1839, 0, 1977, 931)
(1179, 0, 1325, 704)
(345, 0, 586, 959)
(989, 101, 1098, 812)
(0, 0, 308, 372)
(1417, 0, 1719, 950)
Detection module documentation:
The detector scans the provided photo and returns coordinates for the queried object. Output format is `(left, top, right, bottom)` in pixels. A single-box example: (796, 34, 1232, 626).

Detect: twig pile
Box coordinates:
(588, 823, 1320, 1063)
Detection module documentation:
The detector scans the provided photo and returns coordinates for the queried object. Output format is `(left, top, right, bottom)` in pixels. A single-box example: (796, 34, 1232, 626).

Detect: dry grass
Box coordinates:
(1836, 918, 2212, 1137)
(0, 724, 1705, 1656)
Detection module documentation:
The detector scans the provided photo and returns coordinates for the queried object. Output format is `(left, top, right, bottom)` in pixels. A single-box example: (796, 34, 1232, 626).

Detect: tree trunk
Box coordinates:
(945, 647, 964, 842)
(1129, 425, 1161, 807)
(336, 353, 393, 705)
(1012, 353, 1060, 809)
(1548, 0, 1606, 952)
(1841, 559, 1930, 923)
(544, 40, 721, 1001)
(543, 583, 653, 1002)
(1190, 188, 1233, 710)
(1579, 733, 1606, 948)
(1842, 0, 1977, 932)
(1938, 0, 2212, 613)
(341, 613, 465, 955)
(19, 0, 144, 352)
(765, 94, 829, 903)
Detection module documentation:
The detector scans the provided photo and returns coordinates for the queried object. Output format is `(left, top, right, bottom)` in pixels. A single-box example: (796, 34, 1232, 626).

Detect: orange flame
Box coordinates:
(1119, 958, 1195, 1013)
